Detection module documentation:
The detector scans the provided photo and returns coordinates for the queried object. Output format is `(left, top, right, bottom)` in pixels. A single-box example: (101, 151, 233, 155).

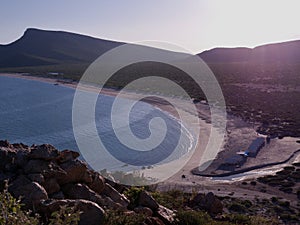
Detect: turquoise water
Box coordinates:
(0, 76, 193, 169)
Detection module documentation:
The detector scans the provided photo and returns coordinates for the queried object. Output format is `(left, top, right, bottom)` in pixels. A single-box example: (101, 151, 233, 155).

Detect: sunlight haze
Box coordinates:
(0, 0, 299, 53)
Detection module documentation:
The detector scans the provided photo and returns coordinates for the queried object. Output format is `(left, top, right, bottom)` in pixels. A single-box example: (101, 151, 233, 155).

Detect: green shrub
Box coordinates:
(124, 186, 145, 208)
(228, 203, 247, 213)
(104, 210, 146, 225)
(151, 190, 188, 210)
(241, 200, 252, 208)
(0, 186, 39, 225)
(48, 205, 81, 225)
(174, 210, 214, 225)
(0, 184, 81, 225)
(227, 214, 251, 224)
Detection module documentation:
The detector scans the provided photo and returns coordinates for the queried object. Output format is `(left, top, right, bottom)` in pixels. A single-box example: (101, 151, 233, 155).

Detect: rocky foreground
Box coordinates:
(0, 140, 226, 225)
(2, 140, 300, 224)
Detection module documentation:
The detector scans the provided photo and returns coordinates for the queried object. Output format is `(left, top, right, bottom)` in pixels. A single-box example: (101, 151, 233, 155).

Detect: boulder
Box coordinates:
(49, 191, 65, 199)
(39, 199, 105, 225)
(28, 173, 45, 183)
(58, 160, 92, 185)
(9, 177, 48, 209)
(138, 191, 159, 211)
(61, 182, 123, 210)
(0, 147, 16, 171)
(57, 149, 80, 163)
(12, 143, 28, 150)
(24, 159, 50, 174)
(102, 183, 129, 208)
(29, 144, 59, 160)
(0, 140, 12, 148)
(15, 150, 29, 168)
(42, 162, 67, 179)
(197, 192, 223, 215)
(8, 175, 31, 190)
(99, 196, 126, 210)
(155, 205, 175, 225)
(88, 172, 105, 194)
(42, 178, 60, 194)
(62, 183, 99, 201)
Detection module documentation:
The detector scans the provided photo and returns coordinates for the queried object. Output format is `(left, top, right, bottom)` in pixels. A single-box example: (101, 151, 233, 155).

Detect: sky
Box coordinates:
(1, 0, 300, 53)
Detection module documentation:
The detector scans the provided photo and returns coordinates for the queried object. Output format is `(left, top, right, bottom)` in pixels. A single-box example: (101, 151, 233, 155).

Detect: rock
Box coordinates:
(61, 182, 123, 210)
(42, 178, 60, 194)
(0, 147, 16, 171)
(134, 206, 153, 217)
(42, 162, 67, 179)
(8, 175, 31, 190)
(29, 144, 59, 160)
(88, 172, 105, 194)
(12, 143, 28, 150)
(62, 183, 98, 201)
(105, 178, 126, 193)
(99, 196, 127, 210)
(102, 183, 129, 208)
(0, 140, 12, 148)
(138, 191, 159, 211)
(144, 217, 165, 225)
(199, 192, 223, 215)
(49, 191, 65, 199)
(155, 205, 174, 225)
(190, 193, 205, 207)
(57, 149, 80, 163)
(28, 173, 45, 183)
(39, 199, 105, 225)
(204, 192, 223, 215)
(24, 159, 50, 174)
(9, 177, 48, 209)
(58, 160, 92, 185)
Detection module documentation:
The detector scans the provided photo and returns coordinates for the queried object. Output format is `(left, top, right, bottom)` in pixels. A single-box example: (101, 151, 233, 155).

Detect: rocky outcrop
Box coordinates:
(0, 140, 176, 225)
(39, 199, 105, 225)
(138, 191, 159, 211)
(190, 192, 223, 215)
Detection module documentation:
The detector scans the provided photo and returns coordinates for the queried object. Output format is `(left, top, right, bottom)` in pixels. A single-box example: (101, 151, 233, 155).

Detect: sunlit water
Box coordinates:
(0, 76, 194, 170)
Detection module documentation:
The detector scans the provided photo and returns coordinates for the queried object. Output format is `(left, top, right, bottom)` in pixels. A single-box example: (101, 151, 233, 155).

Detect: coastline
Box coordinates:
(0, 73, 216, 181)
(1, 72, 299, 187)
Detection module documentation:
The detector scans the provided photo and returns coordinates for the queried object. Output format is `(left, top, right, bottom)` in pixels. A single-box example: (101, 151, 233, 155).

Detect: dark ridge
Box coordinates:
(0, 28, 124, 68)
(198, 40, 300, 63)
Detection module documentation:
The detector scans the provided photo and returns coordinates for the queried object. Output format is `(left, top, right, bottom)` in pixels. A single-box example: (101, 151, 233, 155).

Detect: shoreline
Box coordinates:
(0, 72, 216, 182)
(1, 72, 299, 186)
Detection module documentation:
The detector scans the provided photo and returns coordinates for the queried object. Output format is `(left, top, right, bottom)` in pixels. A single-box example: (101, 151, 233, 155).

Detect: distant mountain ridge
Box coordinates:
(198, 40, 300, 63)
(0, 28, 300, 69)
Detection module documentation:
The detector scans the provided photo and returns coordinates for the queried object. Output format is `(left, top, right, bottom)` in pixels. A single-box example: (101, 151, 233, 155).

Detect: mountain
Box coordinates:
(198, 40, 300, 63)
(0, 28, 124, 68)
(1, 28, 300, 69)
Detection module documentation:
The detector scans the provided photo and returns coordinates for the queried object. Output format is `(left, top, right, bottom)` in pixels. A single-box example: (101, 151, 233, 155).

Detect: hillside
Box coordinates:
(0, 28, 123, 76)
(198, 40, 300, 63)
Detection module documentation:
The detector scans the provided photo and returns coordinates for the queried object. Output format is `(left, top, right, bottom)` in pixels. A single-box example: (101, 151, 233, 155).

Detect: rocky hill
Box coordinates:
(0, 28, 123, 68)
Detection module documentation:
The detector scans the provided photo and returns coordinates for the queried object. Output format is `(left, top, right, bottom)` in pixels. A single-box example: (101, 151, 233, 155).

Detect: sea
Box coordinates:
(0, 76, 194, 170)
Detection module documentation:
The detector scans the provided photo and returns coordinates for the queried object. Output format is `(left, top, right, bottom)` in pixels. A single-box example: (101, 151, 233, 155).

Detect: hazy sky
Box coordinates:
(1, 0, 299, 53)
